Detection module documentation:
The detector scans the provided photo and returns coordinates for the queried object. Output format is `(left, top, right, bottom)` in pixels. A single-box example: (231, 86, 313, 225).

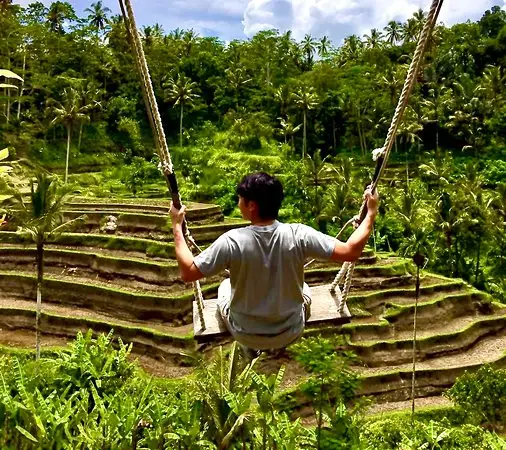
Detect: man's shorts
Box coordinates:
(216, 278, 312, 332)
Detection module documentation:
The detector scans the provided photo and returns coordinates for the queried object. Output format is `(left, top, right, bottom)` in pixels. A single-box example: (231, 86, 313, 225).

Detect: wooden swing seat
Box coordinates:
(193, 283, 351, 343)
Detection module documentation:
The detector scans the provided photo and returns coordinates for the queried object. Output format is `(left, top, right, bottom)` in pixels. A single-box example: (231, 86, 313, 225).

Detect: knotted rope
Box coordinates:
(306, 0, 444, 314)
(119, 0, 206, 329)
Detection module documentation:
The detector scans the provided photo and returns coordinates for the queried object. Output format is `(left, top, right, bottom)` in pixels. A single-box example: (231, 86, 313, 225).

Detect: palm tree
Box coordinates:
(278, 116, 301, 151)
(142, 24, 164, 48)
(274, 85, 292, 116)
(293, 87, 319, 158)
(301, 34, 316, 69)
(163, 74, 199, 149)
(76, 83, 102, 150)
(363, 28, 383, 49)
(412, 8, 427, 33)
(46, 2, 71, 33)
(446, 75, 485, 157)
(322, 158, 358, 230)
(85, 1, 111, 31)
(384, 20, 402, 45)
(402, 18, 419, 43)
(480, 65, 506, 111)
(47, 88, 93, 183)
(224, 66, 252, 109)
(340, 35, 363, 63)
(378, 65, 407, 107)
(317, 36, 331, 58)
(8, 173, 84, 360)
(182, 29, 198, 56)
(421, 82, 452, 155)
(305, 149, 332, 231)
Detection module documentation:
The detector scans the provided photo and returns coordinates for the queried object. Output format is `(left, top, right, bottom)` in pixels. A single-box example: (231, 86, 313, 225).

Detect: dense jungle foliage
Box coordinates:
(0, 4, 505, 295)
(0, 331, 505, 449)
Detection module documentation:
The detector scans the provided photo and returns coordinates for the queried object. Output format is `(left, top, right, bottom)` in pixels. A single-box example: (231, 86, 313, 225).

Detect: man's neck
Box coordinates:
(250, 218, 276, 227)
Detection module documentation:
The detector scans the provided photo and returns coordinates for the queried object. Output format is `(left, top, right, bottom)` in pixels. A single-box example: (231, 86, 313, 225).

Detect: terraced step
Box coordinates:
(65, 200, 222, 219)
(356, 331, 506, 403)
(65, 211, 248, 242)
(0, 303, 193, 362)
(0, 246, 180, 286)
(349, 314, 506, 367)
(346, 291, 493, 342)
(305, 260, 412, 285)
(0, 246, 384, 290)
(0, 271, 222, 322)
(0, 231, 177, 259)
(348, 278, 466, 313)
(384, 291, 496, 330)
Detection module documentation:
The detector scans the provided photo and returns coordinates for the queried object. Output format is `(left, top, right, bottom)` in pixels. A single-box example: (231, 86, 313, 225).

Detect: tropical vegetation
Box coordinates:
(0, 2, 506, 448)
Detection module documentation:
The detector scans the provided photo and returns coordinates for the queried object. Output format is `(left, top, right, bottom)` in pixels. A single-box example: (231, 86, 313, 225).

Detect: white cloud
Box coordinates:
(15, 0, 52, 6)
(12, 0, 505, 43)
(243, 0, 504, 44)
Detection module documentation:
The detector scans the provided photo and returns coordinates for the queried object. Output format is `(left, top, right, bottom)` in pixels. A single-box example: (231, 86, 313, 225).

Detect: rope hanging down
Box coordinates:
(119, 0, 207, 330)
(307, 0, 444, 313)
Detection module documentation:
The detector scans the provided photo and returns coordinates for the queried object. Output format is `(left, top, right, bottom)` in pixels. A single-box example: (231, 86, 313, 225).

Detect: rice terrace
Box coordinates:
(0, 0, 505, 448)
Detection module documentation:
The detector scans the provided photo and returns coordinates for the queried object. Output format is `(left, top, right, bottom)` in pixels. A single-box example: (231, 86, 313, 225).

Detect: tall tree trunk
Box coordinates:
(435, 112, 439, 157)
(303, 111, 307, 158)
(357, 121, 365, 155)
(6, 88, 11, 122)
(475, 238, 481, 285)
(332, 118, 337, 152)
(6, 55, 10, 123)
(35, 241, 44, 361)
(78, 122, 83, 151)
(65, 124, 71, 184)
(454, 239, 460, 278)
(17, 50, 26, 120)
(180, 103, 184, 149)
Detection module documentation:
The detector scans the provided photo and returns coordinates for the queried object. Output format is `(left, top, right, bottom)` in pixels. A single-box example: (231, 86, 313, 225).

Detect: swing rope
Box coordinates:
(306, 0, 444, 314)
(119, 0, 207, 329)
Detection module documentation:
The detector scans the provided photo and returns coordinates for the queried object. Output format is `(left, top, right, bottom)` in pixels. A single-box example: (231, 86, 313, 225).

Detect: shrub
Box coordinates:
(362, 418, 506, 449)
(120, 156, 161, 195)
(483, 159, 506, 185)
(52, 330, 135, 397)
(445, 365, 506, 426)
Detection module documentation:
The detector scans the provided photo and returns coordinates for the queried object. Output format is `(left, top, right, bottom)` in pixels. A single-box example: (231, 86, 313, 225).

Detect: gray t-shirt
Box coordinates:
(194, 221, 336, 344)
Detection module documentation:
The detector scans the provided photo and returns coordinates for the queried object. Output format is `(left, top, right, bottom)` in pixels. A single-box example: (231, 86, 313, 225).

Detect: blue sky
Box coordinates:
(15, 0, 506, 44)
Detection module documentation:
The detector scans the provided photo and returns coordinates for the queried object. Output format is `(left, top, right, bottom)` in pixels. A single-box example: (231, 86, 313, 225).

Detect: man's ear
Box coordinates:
(248, 200, 259, 214)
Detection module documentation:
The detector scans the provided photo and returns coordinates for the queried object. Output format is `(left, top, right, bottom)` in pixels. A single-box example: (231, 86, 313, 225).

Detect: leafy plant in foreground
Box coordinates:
(445, 365, 506, 426)
(289, 336, 362, 449)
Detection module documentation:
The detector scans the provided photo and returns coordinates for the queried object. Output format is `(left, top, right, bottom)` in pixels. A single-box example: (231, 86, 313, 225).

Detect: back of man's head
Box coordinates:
(236, 172, 284, 220)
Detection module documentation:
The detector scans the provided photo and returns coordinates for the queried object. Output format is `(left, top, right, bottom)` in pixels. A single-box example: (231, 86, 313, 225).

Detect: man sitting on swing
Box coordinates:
(170, 172, 378, 354)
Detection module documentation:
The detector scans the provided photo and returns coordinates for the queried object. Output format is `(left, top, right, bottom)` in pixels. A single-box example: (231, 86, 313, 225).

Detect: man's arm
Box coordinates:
(331, 188, 379, 262)
(170, 204, 204, 283)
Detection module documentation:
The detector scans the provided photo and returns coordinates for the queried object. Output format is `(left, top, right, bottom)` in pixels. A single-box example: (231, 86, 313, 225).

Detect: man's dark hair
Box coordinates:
(236, 172, 284, 220)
